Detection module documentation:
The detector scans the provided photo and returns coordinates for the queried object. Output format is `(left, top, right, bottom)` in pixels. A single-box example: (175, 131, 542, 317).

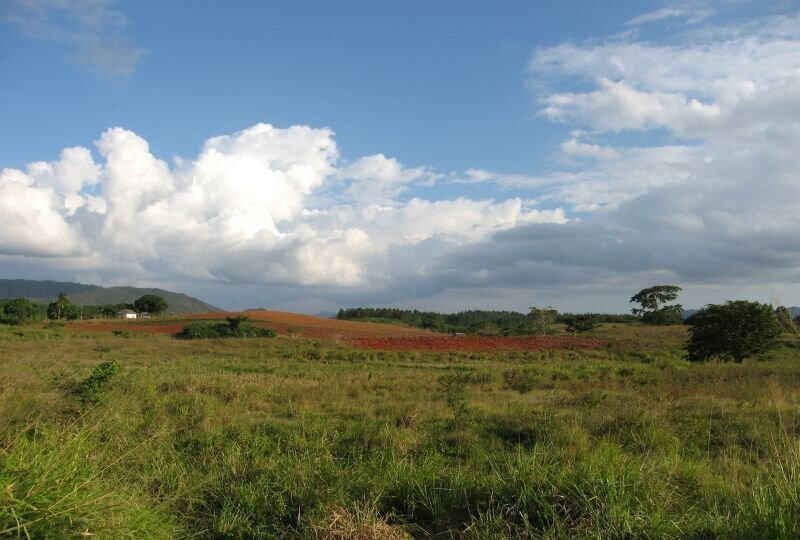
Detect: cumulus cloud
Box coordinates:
(2, 0, 145, 77)
(0, 123, 565, 298)
(337, 154, 441, 204)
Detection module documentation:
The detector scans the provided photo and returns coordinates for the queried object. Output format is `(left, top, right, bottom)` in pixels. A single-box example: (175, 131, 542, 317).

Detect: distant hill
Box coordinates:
(0, 279, 220, 314)
(0, 279, 100, 299)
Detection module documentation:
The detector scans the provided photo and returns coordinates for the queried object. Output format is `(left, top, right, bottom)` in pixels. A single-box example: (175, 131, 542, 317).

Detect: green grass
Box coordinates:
(1, 324, 799, 538)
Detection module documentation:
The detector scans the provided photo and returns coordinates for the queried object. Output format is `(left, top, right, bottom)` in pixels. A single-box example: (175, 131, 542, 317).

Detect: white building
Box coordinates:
(117, 309, 138, 319)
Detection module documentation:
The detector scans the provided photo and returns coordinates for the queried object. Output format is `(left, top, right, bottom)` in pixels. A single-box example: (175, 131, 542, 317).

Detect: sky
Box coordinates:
(2, 0, 800, 314)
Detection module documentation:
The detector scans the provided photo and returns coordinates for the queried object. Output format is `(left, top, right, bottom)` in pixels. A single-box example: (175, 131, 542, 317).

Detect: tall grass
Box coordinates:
(1, 323, 799, 537)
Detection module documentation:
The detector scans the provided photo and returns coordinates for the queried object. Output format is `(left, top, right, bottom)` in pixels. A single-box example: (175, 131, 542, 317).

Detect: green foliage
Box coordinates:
(75, 360, 120, 403)
(47, 292, 77, 320)
(133, 294, 168, 315)
(630, 285, 683, 325)
(437, 372, 471, 425)
(112, 329, 131, 338)
(0, 297, 38, 325)
(0, 423, 177, 539)
(686, 300, 783, 362)
(563, 313, 598, 333)
(176, 318, 277, 339)
(503, 367, 539, 393)
(338, 307, 533, 334)
(527, 306, 558, 335)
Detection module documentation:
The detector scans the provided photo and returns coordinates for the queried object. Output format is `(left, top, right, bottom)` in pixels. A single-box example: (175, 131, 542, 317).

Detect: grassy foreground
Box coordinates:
(1, 324, 799, 538)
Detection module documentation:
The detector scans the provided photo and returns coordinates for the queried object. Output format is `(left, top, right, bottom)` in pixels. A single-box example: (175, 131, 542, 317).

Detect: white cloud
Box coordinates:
(627, 7, 711, 26)
(2, 0, 145, 77)
(337, 154, 441, 204)
(0, 123, 563, 292)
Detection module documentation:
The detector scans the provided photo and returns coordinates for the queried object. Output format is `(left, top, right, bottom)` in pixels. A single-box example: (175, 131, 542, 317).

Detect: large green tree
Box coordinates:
(528, 306, 557, 335)
(686, 301, 782, 363)
(2, 298, 38, 325)
(133, 295, 168, 315)
(630, 285, 683, 325)
(47, 293, 76, 320)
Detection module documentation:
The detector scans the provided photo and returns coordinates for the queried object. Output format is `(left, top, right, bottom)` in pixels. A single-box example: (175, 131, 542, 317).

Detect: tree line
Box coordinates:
(0, 293, 168, 325)
(336, 307, 636, 335)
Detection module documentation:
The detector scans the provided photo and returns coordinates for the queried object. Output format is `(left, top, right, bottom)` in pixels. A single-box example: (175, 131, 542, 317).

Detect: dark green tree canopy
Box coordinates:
(133, 295, 168, 315)
(563, 313, 598, 334)
(2, 298, 38, 325)
(47, 293, 77, 320)
(630, 285, 683, 325)
(686, 300, 782, 363)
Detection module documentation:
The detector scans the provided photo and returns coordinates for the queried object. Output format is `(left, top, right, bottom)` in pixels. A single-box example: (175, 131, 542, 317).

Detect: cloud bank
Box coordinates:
(0, 123, 562, 306)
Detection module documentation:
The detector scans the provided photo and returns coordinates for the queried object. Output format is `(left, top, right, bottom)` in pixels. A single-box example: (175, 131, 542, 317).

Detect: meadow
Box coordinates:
(1, 319, 799, 538)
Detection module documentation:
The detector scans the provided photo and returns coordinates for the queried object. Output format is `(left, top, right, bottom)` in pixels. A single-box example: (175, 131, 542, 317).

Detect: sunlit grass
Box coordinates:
(1, 323, 799, 537)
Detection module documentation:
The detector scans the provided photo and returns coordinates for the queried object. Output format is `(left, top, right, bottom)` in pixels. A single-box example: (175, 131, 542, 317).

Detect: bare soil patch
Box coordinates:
(66, 310, 433, 339)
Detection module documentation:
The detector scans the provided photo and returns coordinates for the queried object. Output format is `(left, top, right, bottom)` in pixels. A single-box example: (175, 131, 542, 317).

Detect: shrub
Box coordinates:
(177, 321, 221, 339)
(686, 301, 782, 363)
(503, 367, 539, 393)
(1, 297, 38, 325)
(76, 360, 120, 403)
(112, 329, 131, 338)
(176, 318, 277, 339)
(563, 313, 598, 334)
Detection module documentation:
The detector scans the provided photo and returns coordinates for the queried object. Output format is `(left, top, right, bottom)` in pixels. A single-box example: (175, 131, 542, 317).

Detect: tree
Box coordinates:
(775, 305, 795, 332)
(630, 285, 683, 325)
(686, 301, 782, 363)
(47, 293, 76, 320)
(2, 298, 37, 325)
(133, 295, 168, 315)
(563, 313, 598, 334)
(528, 306, 557, 335)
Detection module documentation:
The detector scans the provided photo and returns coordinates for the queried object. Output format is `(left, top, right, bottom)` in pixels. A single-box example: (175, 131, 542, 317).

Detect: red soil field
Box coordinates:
(346, 335, 606, 353)
(66, 311, 606, 352)
(66, 310, 433, 340)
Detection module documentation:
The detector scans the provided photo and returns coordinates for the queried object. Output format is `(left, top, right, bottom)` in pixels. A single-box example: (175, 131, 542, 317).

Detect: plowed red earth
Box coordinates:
(348, 335, 606, 352)
(66, 310, 433, 340)
(67, 312, 606, 352)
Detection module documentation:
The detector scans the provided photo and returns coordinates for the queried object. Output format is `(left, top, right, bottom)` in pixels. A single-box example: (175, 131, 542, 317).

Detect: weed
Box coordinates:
(74, 360, 120, 403)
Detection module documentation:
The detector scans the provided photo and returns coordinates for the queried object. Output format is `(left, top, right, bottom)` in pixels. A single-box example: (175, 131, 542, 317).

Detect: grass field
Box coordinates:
(2, 318, 800, 538)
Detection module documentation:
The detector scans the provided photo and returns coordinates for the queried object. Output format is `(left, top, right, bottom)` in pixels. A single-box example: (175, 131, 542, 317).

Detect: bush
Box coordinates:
(1, 297, 38, 325)
(76, 360, 120, 403)
(563, 313, 598, 334)
(686, 301, 783, 363)
(176, 317, 277, 339)
(503, 367, 539, 393)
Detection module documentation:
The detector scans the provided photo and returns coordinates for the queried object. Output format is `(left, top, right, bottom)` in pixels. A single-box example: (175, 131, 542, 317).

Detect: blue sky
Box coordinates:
(2, 1, 800, 313)
(2, 1, 658, 173)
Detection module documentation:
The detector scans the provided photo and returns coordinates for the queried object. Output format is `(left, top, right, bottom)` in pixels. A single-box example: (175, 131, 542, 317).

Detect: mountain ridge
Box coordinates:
(0, 279, 220, 314)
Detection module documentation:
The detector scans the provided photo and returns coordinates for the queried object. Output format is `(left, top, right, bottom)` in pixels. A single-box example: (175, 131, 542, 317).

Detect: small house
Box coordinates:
(117, 309, 137, 319)
(138, 312, 152, 319)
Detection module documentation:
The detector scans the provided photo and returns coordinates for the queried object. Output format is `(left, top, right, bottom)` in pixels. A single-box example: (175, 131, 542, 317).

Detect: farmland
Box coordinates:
(2, 315, 800, 538)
